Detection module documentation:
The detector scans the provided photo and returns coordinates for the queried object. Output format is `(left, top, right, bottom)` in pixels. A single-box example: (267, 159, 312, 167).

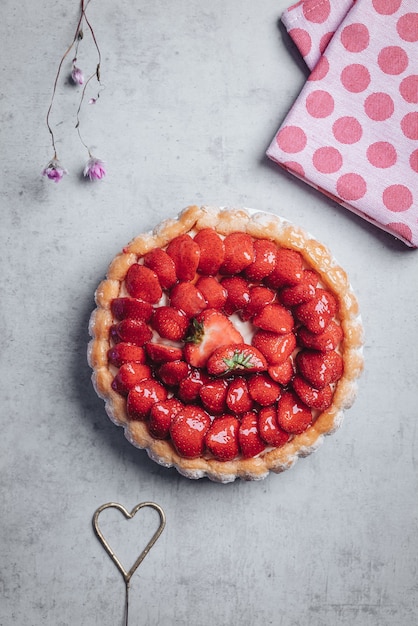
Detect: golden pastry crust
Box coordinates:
(88, 206, 363, 482)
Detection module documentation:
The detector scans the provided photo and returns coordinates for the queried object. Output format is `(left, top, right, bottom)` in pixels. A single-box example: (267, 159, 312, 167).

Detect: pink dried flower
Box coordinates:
(71, 65, 84, 85)
(83, 156, 106, 181)
(42, 158, 68, 183)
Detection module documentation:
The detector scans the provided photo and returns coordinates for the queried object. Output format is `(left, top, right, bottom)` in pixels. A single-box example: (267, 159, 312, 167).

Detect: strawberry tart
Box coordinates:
(88, 205, 363, 482)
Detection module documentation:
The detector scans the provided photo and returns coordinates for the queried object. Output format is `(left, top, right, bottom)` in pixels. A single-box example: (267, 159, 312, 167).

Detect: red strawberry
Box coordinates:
(157, 360, 190, 387)
(127, 379, 167, 420)
(252, 330, 296, 365)
(298, 321, 343, 351)
(152, 306, 189, 341)
(148, 398, 184, 439)
(145, 342, 183, 363)
(221, 276, 251, 315)
(111, 363, 152, 396)
(111, 319, 153, 346)
(194, 228, 225, 275)
(199, 378, 228, 415)
(253, 303, 294, 334)
(170, 406, 211, 458)
(110, 297, 153, 322)
(205, 415, 240, 461)
(195, 276, 227, 310)
(170, 282, 206, 318)
(243, 239, 277, 281)
(258, 406, 291, 447)
(206, 344, 267, 376)
(279, 270, 318, 307)
(241, 286, 276, 321)
(268, 359, 294, 386)
(247, 373, 281, 406)
(226, 377, 254, 414)
(166, 234, 200, 281)
(184, 309, 243, 368)
(178, 368, 209, 403)
(276, 391, 312, 434)
(296, 349, 344, 389)
(108, 343, 146, 368)
(238, 411, 266, 458)
(294, 289, 338, 334)
(125, 264, 162, 303)
(143, 247, 177, 289)
(219, 232, 255, 275)
(292, 375, 334, 411)
(265, 248, 303, 288)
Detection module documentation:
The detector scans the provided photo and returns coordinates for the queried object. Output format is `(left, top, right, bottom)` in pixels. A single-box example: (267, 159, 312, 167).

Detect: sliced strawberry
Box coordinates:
(110, 297, 153, 322)
(205, 415, 240, 461)
(199, 378, 228, 415)
(226, 377, 254, 414)
(148, 398, 184, 439)
(145, 342, 183, 363)
(177, 368, 209, 403)
(170, 406, 211, 458)
(292, 375, 334, 411)
(206, 344, 267, 376)
(221, 276, 251, 315)
(111, 363, 152, 396)
(157, 360, 190, 387)
(298, 321, 343, 351)
(169, 282, 206, 318)
(166, 234, 200, 282)
(265, 248, 303, 288)
(194, 228, 225, 275)
(243, 239, 277, 280)
(252, 330, 296, 365)
(276, 390, 313, 434)
(247, 373, 281, 406)
(268, 359, 294, 386)
(108, 343, 146, 368)
(278, 270, 318, 307)
(125, 264, 162, 303)
(152, 306, 189, 341)
(184, 309, 243, 368)
(296, 349, 344, 389)
(241, 286, 276, 321)
(219, 232, 255, 275)
(258, 406, 291, 447)
(294, 289, 338, 334)
(238, 412, 266, 458)
(111, 319, 153, 346)
(143, 248, 177, 289)
(253, 303, 294, 334)
(126, 380, 167, 420)
(195, 276, 227, 310)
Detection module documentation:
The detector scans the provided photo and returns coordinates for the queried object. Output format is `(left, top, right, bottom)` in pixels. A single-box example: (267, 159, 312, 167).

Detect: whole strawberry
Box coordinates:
(170, 406, 211, 458)
(238, 412, 266, 458)
(205, 415, 240, 461)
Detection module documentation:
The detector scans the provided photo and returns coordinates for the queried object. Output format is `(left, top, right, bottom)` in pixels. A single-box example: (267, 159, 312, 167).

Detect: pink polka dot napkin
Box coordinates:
(267, 0, 418, 247)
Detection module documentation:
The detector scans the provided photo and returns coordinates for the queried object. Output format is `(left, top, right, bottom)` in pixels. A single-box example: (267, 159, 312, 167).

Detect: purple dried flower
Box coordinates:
(42, 158, 68, 183)
(71, 65, 84, 85)
(83, 156, 106, 181)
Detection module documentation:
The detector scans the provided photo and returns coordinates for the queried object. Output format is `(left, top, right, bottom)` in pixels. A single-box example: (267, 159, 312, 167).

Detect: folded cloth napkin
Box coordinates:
(267, 0, 418, 247)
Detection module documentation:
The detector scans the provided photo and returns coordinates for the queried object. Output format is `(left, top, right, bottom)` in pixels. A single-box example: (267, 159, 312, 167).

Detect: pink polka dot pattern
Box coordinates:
(268, 0, 418, 246)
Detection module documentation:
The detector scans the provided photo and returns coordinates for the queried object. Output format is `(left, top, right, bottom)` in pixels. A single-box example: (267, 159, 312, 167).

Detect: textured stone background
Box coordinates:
(1, 1, 417, 624)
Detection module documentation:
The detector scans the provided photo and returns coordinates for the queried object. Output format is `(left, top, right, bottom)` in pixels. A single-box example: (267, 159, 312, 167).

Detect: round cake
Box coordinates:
(88, 205, 363, 482)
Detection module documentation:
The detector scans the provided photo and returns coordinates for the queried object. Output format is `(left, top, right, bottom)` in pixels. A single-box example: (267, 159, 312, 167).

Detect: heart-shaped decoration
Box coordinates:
(92, 501, 166, 585)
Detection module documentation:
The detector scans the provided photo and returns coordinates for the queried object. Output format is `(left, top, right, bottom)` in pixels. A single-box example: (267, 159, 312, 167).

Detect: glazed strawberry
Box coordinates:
(143, 248, 177, 289)
(166, 234, 200, 281)
(298, 321, 343, 351)
(243, 239, 277, 281)
(241, 286, 276, 321)
(253, 303, 294, 334)
(152, 306, 189, 341)
(207, 344, 267, 376)
(170, 406, 211, 458)
(226, 377, 254, 414)
(145, 342, 183, 363)
(194, 228, 225, 275)
(238, 411, 266, 458)
(111, 297, 153, 322)
(296, 350, 344, 389)
(125, 264, 163, 303)
(169, 282, 206, 318)
(268, 359, 294, 386)
(111, 363, 152, 396)
(157, 360, 190, 387)
(219, 232, 255, 275)
(276, 390, 313, 434)
(221, 276, 251, 315)
(111, 319, 153, 346)
(184, 309, 243, 368)
(199, 378, 228, 415)
(292, 375, 333, 411)
(247, 373, 281, 406)
(195, 276, 227, 310)
(148, 398, 184, 439)
(258, 406, 291, 447)
(108, 343, 146, 368)
(252, 330, 296, 365)
(205, 415, 240, 461)
(265, 248, 303, 288)
(127, 379, 167, 420)
(279, 270, 318, 307)
(177, 368, 209, 403)
(294, 289, 338, 334)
